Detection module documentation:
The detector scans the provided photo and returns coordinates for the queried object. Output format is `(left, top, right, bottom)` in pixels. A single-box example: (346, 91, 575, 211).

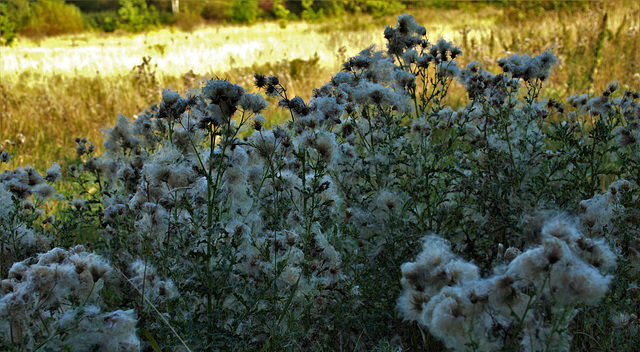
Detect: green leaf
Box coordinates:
(141, 328, 162, 352)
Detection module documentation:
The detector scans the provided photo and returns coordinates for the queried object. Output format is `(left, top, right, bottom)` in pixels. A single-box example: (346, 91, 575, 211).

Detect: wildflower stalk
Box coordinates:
(1, 241, 5, 280)
(112, 265, 193, 352)
(36, 309, 50, 334)
(502, 112, 521, 186)
(545, 305, 574, 352)
(278, 84, 296, 122)
(397, 53, 421, 119)
(167, 115, 174, 145)
(300, 150, 308, 231)
(507, 273, 552, 350)
(262, 272, 302, 352)
(205, 123, 221, 342)
(81, 281, 97, 306)
(409, 82, 420, 119)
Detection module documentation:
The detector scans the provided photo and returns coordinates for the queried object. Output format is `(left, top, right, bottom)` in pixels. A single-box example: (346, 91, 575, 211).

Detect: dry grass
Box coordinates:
(1, 2, 638, 172)
(0, 22, 382, 78)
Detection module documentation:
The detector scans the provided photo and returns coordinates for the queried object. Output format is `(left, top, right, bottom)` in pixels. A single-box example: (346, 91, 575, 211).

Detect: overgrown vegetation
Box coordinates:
(1, 13, 639, 352)
(0, 0, 83, 38)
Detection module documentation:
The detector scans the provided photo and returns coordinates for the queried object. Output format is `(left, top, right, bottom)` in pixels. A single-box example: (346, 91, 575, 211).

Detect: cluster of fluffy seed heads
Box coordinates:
(458, 61, 521, 104)
(497, 49, 557, 82)
(578, 179, 632, 235)
(399, 215, 616, 351)
(428, 39, 462, 65)
(0, 165, 58, 201)
(384, 14, 427, 56)
(202, 79, 245, 108)
(254, 73, 283, 98)
(104, 115, 140, 155)
(239, 92, 269, 114)
(0, 162, 66, 266)
(0, 247, 141, 351)
(75, 136, 96, 157)
(279, 96, 310, 120)
(158, 88, 189, 120)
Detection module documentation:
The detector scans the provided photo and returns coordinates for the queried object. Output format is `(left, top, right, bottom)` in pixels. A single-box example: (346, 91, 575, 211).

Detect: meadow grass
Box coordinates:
(1, 2, 638, 173)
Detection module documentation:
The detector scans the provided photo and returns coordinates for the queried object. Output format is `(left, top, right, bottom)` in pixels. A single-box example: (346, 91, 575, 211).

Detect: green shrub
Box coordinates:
(118, 0, 158, 32)
(346, 0, 405, 17)
(200, 1, 231, 21)
(1, 0, 30, 32)
(19, 0, 84, 37)
(172, 10, 205, 32)
(67, 0, 121, 13)
(0, 3, 17, 45)
(271, 0, 291, 27)
(83, 11, 119, 32)
(227, 0, 261, 23)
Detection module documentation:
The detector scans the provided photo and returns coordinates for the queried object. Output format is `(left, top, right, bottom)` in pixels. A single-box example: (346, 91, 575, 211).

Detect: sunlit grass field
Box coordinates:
(1, 2, 638, 172)
(1, 22, 379, 77)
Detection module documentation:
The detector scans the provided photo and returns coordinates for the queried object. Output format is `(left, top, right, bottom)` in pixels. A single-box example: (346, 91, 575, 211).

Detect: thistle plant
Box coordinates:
(1, 14, 639, 351)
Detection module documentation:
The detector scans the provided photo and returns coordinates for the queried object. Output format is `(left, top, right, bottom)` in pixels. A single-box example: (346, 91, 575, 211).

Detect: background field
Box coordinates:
(1, 1, 639, 172)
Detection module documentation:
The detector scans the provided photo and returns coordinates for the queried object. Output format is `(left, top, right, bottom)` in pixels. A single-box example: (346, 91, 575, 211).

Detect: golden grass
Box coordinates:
(1, 2, 639, 173)
(0, 22, 383, 79)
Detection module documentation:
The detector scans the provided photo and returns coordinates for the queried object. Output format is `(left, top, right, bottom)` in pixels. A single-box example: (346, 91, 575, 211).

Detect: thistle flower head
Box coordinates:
(498, 49, 558, 82)
(384, 15, 427, 56)
(251, 114, 266, 131)
(45, 163, 61, 183)
(0, 151, 10, 163)
(396, 14, 426, 36)
(158, 89, 188, 120)
(550, 255, 613, 306)
(32, 183, 56, 199)
(254, 73, 268, 88)
(541, 216, 581, 244)
(240, 92, 269, 113)
(87, 257, 112, 283)
(394, 69, 416, 90)
(202, 79, 245, 108)
(161, 88, 180, 104)
(104, 114, 140, 155)
(436, 60, 460, 79)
